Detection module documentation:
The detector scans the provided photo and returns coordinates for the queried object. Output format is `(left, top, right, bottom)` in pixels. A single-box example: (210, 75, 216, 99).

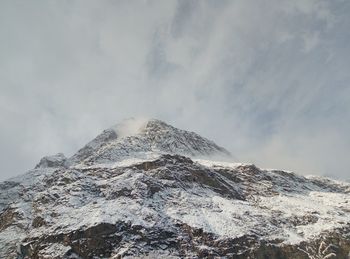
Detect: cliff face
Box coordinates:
(0, 119, 349, 258)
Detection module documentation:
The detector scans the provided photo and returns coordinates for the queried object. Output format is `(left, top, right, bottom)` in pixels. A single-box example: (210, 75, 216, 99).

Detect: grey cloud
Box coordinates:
(0, 0, 349, 181)
(170, 0, 196, 38)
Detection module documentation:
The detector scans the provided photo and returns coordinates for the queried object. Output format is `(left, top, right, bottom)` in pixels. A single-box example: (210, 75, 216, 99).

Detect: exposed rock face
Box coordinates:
(0, 119, 349, 258)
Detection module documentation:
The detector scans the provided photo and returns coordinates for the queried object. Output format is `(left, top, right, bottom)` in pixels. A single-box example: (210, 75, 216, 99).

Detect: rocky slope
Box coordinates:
(0, 119, 349, 259)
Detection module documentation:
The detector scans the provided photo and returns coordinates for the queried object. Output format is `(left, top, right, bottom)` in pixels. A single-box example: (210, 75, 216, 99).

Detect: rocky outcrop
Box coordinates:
(0, 207, 19, 231)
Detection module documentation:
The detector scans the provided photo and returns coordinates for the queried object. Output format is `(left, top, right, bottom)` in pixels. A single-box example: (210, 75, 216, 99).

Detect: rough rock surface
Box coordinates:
(0, 119, 349, 259)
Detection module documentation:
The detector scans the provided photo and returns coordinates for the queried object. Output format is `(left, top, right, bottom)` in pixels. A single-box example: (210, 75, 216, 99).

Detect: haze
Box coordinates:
(1, 0, 349, 181)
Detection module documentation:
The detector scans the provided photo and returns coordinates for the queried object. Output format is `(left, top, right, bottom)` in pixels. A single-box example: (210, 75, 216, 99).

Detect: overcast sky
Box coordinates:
(1, 0, 349, 181)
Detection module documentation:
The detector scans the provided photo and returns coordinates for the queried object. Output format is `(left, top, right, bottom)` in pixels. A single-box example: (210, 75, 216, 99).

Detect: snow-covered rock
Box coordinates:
(0, 119, 349, 258)
(68, 118, 231, 167)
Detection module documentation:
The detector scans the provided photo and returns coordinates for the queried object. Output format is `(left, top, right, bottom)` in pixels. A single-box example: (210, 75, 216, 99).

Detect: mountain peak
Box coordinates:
(68, 118, 231, 166)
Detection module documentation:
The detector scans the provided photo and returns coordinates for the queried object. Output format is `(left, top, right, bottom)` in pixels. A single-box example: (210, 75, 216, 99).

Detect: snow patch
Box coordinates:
(194, 159, 245, 169)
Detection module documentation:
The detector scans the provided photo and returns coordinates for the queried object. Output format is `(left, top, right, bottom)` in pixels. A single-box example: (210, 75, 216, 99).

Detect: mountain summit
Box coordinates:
(68, 118, 231, 166)
(0, 120, 349, 258)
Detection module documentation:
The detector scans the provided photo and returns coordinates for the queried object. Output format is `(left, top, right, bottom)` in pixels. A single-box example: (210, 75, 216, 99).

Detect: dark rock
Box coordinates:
(32, 216, 46, 228)
(0, 207, 19, 231)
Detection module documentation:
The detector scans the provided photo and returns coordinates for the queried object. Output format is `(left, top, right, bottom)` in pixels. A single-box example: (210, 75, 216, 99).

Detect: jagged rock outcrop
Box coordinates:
(0, 119, 349, 258)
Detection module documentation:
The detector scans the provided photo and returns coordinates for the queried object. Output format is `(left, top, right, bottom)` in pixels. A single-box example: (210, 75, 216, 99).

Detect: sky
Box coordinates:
(1, 0, 349, 181)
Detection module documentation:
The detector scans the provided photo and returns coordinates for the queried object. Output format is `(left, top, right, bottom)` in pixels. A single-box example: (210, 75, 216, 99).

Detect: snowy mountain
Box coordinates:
(0, 119, 349, 258)
(68, 119, 231, 167)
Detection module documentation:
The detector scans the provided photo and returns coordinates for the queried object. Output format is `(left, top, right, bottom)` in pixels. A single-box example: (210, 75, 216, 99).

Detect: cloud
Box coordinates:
(0, 0, 349, 180)
(112, 117, 150, 138)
